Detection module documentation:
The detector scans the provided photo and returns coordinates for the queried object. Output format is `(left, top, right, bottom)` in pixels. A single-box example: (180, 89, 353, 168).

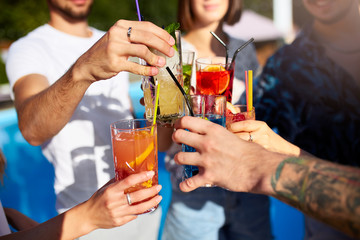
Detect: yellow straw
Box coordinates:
(151, 82, 160, 135)
(248, 70, 253, 112)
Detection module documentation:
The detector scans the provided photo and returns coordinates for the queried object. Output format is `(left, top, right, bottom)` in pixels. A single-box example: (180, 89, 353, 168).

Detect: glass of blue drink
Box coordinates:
(182, 95, 226, 182)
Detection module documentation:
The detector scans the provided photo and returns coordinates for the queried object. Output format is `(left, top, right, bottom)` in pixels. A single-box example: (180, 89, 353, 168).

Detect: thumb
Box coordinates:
(179, 176, 207, 192)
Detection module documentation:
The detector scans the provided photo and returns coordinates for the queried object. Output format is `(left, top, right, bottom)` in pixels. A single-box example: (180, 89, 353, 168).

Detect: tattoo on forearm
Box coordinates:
(271, 157, 360, 238)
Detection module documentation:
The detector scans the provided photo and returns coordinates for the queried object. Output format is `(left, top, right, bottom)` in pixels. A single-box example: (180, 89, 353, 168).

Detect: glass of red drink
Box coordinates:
(196, 57, 235, 102)
(226, 104, 255, 126)
(110, 119, 159, 214)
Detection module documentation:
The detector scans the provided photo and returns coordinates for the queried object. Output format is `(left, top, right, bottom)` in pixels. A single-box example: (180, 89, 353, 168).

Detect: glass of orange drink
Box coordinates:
(110, 119, 158, 214)
(196, 57, 235, 103)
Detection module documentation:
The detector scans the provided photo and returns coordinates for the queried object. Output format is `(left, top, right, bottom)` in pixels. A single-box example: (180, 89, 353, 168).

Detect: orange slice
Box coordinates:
(203, 65, 230, 94)
(203, 65, 226, 72)
(226, 102, 240, 114)
(129, 142, 154, 169)
(142, 179, 153, 188)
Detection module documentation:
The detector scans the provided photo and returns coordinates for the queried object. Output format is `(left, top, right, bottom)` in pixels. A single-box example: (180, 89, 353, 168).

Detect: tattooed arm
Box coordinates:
(171, 116, 360, 238)
(271, 157, 360, 238)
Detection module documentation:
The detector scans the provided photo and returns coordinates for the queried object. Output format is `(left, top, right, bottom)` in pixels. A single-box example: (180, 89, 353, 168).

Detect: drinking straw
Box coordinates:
(247, 70, 253, 112)
(166, 67, 194, 117)
(135, 0, 142, 21)
(151, 82, 160, 135)
(177, 30, 183, 69)
(245, 70, 248, 109)
(231, 38, 254, 65)
(210, 31, 229, 67)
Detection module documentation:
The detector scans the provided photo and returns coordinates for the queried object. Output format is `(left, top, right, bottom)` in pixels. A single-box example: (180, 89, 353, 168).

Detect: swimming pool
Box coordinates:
(0, 108, 58, 223)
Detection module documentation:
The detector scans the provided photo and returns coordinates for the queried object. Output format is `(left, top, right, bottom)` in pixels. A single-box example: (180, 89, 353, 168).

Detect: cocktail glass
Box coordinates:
(183, 95, 226, 181)
(226, 104, 255, 126)
(142, 30, 185, 125)
(182, 50, 195, 95)
(196, 57, 235, 103)
(110, 119, 158, 214)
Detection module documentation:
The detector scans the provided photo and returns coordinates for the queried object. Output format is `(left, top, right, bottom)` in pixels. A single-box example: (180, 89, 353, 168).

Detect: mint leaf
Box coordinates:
(165, 22, 180, 40)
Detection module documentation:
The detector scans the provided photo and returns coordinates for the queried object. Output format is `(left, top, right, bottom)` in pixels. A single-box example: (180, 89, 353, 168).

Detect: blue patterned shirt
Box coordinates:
(254, 25, 360, 167)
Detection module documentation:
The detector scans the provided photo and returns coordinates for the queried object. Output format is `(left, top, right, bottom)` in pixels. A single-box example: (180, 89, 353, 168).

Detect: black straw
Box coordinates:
(166, 67, 194, 117)
(231, 38, 255, 66)
(210, 31, 229, 66)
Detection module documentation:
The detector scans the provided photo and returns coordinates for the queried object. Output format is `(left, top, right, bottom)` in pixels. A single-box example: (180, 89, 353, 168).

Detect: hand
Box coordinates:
(172, 116, 273, 193)
(227, 120, 301, 156)
(83, 171, 162, 231)
(73, 20, 175, 82)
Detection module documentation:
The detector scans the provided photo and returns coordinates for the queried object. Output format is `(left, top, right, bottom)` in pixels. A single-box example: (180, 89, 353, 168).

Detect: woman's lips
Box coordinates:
(204, 4, 219, 11)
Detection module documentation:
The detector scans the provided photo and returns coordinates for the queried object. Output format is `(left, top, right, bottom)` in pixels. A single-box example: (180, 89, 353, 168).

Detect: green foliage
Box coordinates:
(0, 0, 49, 41)
(88, 0, 135, 30)
(0, 0, 178, 41)
(0, 58, 7, 85)
(0, 0, 179, 85)
(135, 0, 177, 27)
(89, 0, 178, 31)
(0, 0, 273, 41)
(243, 0, 273, 19)
(165, 22, 180, 39)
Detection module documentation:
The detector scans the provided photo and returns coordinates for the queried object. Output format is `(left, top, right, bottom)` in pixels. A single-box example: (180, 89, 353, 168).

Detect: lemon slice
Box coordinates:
(129, 142, 154, 169)
(226, 102, 240, 114)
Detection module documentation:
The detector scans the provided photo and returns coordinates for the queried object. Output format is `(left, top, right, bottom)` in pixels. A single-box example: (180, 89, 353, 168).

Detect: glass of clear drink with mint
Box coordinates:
(142, 29, 185, 125)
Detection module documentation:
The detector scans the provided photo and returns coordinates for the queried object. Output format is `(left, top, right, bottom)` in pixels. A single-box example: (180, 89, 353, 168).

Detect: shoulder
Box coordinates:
(16, 24, 55, 42)
(8, 25, 54, 52)
(265, 28, 315, 68)
(262, 36, 310, 77)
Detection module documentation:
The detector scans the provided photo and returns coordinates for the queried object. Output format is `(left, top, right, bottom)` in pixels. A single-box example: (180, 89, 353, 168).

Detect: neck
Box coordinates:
(48, 12, 91, 38)
(184, 21, 227, 57)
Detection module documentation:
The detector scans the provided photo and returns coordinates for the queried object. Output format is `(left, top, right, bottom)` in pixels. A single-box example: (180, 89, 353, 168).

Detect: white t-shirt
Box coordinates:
(6, 24, 133, 213)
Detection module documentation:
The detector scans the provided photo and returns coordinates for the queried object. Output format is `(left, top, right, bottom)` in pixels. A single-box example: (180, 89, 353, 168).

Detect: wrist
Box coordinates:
(255, 150, 288, 195)
(66, 201, 95, 238)
(70, 57, 96, 85)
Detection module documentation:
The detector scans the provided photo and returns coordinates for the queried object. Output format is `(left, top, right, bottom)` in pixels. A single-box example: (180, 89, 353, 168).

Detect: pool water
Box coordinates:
(0, 108, 57, 223)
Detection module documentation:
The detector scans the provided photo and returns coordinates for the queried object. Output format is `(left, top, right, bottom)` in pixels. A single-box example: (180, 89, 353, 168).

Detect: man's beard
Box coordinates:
(48, 0, 92, 21)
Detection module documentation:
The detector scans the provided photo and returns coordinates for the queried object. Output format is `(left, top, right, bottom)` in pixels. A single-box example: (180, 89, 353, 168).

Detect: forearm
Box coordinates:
(4, 208, 38, 231)
(0, 202, 93, 240)
(270, 155, 360, 238)
(16, 65, 92, 145)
